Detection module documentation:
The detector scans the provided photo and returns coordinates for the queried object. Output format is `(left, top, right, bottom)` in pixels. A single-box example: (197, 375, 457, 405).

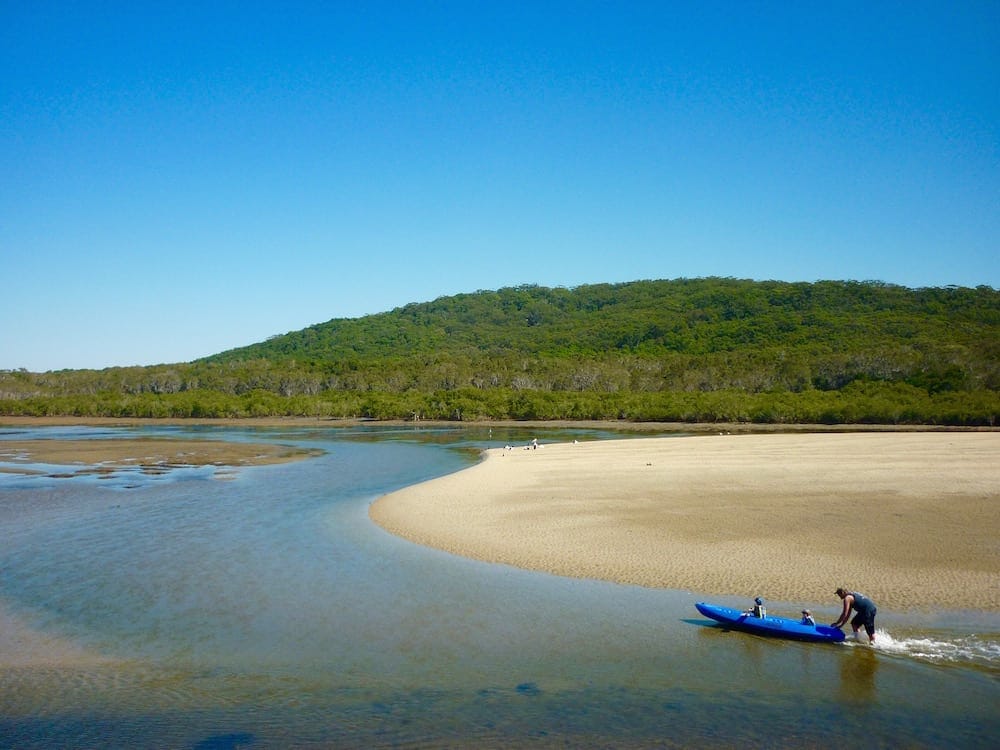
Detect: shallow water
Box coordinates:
(1, 425, 997, 748)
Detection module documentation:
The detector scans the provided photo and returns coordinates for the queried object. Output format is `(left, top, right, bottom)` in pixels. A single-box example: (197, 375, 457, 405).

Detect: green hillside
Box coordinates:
(3, 278, 999, 424)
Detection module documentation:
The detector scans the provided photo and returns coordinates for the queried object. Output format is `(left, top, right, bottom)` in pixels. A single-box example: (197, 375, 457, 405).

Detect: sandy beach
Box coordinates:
(371, 432, 1000, 613)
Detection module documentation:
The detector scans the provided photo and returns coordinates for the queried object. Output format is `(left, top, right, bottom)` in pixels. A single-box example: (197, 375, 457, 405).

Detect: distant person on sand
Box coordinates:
(831, 588, 878, 643)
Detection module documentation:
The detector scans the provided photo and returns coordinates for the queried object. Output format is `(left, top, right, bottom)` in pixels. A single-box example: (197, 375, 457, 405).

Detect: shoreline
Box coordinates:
(371, 432, 1000, 613)
(2, 414, 996, 433)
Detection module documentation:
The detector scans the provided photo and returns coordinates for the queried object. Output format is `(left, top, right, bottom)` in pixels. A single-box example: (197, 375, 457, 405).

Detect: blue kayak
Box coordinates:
(695, 602, 845, 643)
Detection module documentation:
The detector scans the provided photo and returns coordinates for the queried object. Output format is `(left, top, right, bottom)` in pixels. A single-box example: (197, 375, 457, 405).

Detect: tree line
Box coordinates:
(3, 278, 997, 425)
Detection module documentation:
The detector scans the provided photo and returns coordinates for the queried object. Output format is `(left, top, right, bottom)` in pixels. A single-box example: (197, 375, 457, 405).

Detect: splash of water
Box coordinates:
(844, 628, 1000, 670)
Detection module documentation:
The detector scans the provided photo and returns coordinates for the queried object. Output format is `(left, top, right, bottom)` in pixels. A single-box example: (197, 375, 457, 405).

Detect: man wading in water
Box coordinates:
(831, 587, 878, 643)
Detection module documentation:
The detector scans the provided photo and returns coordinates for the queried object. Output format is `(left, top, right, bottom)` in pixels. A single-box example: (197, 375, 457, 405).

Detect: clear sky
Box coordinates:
(2, 2, 997, 372)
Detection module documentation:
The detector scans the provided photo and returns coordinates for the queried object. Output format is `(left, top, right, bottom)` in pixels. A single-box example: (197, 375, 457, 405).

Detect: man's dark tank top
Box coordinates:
(850, 591, 875, 613)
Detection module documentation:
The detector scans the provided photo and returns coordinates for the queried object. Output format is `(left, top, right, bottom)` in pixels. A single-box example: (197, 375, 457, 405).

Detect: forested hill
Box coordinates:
(206, 278, 997, 379)
(3, 278, 999, 424)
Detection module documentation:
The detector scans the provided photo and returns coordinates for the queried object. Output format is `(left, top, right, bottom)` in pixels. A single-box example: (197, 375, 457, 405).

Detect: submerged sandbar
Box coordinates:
(0, 438, 322, 476)
(371, 432, 1000, 612)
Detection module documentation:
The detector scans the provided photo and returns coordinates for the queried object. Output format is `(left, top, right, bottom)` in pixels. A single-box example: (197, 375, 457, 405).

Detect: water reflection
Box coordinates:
(838, 645, 879, 704)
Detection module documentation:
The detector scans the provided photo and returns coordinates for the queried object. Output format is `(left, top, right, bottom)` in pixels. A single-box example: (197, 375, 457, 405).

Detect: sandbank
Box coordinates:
(371, 433, 1000, 612)
(0, 438, 323, 477)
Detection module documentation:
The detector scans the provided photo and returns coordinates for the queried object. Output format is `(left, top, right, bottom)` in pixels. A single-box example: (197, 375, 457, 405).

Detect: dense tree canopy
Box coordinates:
(3, 278, 998, 424)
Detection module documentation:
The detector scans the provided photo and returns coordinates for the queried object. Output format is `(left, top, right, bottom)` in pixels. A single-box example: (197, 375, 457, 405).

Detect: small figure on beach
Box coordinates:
(831, 587, 878, 643)
(800, 609, 815, 626)
(743, 597, 766, 618)
(531, 438, 538, 450)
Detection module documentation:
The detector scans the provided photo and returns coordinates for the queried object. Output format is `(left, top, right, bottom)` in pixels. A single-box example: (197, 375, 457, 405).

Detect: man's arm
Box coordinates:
(831, 595, 853, 627)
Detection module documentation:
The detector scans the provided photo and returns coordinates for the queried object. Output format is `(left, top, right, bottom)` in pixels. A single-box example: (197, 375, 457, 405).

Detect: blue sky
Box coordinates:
(2, 2, 997, 371)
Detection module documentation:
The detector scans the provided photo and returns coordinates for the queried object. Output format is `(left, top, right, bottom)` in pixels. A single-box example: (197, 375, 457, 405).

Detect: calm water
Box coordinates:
(1, 425, 997, 749)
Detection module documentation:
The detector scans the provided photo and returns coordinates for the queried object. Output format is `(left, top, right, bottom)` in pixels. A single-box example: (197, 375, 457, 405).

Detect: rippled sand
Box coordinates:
(371, 433, 1000, 612)
(0, 605, 114, 669)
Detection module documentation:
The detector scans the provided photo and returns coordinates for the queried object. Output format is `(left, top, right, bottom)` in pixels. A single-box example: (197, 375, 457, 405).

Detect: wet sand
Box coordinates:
(0, 438, 323, 476)
(371, 433, 1000, 612)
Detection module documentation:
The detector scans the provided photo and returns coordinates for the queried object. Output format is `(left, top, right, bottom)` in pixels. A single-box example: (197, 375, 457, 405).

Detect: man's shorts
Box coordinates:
(851, 606, 877, 637)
